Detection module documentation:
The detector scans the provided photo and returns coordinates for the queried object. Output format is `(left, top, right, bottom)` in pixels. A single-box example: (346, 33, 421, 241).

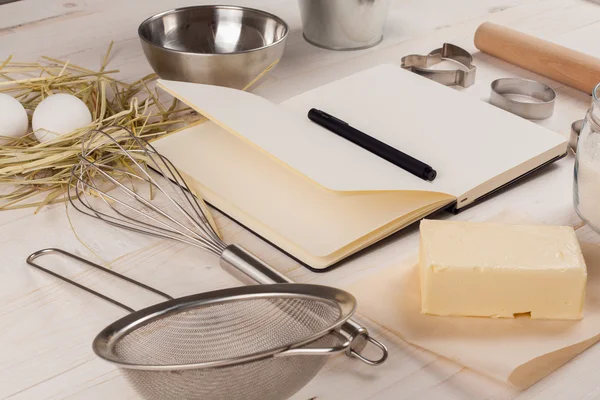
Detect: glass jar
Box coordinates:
(574, 83, 600, 232)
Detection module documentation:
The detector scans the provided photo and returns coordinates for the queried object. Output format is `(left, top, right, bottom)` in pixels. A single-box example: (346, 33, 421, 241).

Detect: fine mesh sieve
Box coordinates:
(27, 248, 356, 400)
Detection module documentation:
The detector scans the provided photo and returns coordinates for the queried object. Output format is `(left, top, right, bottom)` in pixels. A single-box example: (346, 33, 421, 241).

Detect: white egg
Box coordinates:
(32, 93, 92, 143)
(0, 93, 29, 144)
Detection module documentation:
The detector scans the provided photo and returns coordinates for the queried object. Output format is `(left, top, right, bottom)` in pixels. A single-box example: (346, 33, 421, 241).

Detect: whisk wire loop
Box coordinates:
(68, 126, 227, 256)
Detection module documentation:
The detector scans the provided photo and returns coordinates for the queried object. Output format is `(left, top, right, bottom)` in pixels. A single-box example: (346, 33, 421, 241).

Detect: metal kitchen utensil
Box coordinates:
(401, 43, 476, 87)
(298, 0, 390, 50)
(27, 248, 356, 400)
(138, 6, 289, 89)
(570, 119, 584, 152)
(490, 78, 556, 120)
(68, 126, 388, 366)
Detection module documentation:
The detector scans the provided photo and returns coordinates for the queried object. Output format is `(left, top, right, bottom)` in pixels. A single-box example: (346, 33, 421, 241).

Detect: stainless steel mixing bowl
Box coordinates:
(138, 6, 289, 89)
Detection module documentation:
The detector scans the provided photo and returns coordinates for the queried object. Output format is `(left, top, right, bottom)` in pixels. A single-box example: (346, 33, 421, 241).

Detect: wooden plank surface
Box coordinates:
(2, 0, 600, 399)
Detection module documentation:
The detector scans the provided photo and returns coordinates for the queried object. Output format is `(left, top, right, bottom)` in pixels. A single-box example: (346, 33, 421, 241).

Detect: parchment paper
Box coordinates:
(346, 240, 600, 390)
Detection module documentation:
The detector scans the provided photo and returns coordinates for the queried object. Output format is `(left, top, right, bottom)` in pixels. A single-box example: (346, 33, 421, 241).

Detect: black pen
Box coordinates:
(307, 108, 437, 181)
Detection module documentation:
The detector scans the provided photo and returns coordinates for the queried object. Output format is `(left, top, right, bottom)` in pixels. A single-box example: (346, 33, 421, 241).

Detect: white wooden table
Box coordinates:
(2, 0, 600, 398)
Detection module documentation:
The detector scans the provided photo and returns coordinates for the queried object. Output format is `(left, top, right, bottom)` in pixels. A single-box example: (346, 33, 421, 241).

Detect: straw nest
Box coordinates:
(0, 43, 200, 212)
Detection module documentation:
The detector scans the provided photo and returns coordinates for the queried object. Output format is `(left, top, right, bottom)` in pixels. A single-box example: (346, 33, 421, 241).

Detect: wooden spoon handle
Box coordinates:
(474, 22, 600, 94)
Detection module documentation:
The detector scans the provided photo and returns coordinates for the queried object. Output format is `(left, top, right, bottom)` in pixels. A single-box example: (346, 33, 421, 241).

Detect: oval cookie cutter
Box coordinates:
(490, 78, 556, 120)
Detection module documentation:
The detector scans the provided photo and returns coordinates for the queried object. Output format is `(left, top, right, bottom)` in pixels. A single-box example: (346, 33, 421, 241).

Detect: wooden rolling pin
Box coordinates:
(474, 22, 600, 94)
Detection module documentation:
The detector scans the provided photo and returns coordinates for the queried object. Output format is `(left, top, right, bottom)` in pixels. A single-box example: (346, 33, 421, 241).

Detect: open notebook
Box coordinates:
(153, 64, 567, 271)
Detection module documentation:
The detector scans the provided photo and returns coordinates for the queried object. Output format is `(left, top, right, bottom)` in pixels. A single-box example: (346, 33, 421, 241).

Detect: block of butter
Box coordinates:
(419, 220, 587, 320)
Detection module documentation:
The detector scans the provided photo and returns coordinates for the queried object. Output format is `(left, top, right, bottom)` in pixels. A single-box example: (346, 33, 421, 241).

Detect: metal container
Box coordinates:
(298, 0, 390, 50)
(138, 6, 289, 89)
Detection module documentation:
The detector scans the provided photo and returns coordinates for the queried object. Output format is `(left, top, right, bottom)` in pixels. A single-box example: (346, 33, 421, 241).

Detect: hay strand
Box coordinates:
(0, 44, 198, 212)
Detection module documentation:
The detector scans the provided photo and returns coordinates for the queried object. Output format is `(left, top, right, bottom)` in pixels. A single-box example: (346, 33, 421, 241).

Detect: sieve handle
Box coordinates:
(275, 330, 350, 357)
(219, 244, 388, 366)
(26, 248, 174, 313)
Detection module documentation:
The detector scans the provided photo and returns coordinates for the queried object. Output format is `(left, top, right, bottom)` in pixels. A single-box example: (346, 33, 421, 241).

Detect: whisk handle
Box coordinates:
(220, 245, 293, 285)
(219, 245, 388, 366)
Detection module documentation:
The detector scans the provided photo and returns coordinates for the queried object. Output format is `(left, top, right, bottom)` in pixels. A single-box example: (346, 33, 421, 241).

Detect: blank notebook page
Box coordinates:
(158, 64, 566, 197)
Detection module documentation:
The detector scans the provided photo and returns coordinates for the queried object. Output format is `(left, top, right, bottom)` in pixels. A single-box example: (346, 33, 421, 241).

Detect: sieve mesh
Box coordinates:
(121, 334, 337, 400)
(111, 297, 341, 365)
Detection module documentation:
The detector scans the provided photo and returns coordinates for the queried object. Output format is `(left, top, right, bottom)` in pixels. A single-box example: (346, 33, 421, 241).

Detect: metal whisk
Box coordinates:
(69, 126, 387, 365)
